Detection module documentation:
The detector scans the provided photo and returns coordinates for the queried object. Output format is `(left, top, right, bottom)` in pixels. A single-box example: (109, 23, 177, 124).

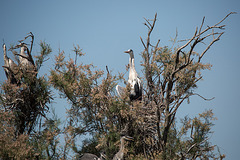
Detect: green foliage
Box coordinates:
(35, 41, 52, 71)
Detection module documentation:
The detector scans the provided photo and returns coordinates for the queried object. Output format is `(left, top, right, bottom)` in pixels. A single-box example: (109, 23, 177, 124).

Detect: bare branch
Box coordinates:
(198, 32, 224, 62)
(212, 28, 215, 40)
(29, 32, 34, 54)
(26, 46, 35, 67)
(140, 36, 147, 50)
(155, 39, 160, 49)
(198, 16, 205, 34)
(176, 26, 198, 55)
(105, 65, 111, 80)
(215, 12, 236, 26)
(14, 53, 31, 61)
(144, 17, 153, 28)
(170, 94, 189, 115)
(106, 65, 110, 75)
(144, 22, 151, 30)
(190, 93, 215, 101)
(170, 29, 178, 49)
(198, 32, 222, 42)
(187, 137, 210, 154)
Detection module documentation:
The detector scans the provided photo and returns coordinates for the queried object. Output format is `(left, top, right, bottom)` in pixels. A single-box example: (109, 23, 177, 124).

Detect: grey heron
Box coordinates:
(79, 152, 106, 160)
(2, 44, 17, 84)
(116, 49, 142, 101)
(113, 136, 134, 160)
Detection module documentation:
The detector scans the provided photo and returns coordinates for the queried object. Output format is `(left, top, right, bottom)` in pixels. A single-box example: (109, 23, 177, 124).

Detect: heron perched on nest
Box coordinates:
(116, 49, 142, 101)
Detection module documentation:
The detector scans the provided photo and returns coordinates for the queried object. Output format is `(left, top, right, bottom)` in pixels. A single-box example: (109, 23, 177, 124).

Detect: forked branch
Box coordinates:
(173, 12, 236, 77)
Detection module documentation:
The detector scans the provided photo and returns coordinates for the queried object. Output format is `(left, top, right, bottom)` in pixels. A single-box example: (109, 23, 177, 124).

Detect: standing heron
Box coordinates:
(113, 136, 134, 160)
(79, 152, 106, 160)
(2, 44, 17, 84)
(116, 49, 142, 101)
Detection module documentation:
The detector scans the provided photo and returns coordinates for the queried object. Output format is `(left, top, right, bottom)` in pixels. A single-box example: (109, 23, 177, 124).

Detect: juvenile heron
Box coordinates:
(2, 44, 17, 84)
(18, 43, 32, 69)
(113, 136, 134, 160)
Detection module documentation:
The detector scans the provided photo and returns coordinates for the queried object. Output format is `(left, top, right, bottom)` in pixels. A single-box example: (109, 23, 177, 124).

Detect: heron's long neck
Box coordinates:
(129, 53, 135, 68)
(3, 45, 9, 64)
(129, 55, 137, 80)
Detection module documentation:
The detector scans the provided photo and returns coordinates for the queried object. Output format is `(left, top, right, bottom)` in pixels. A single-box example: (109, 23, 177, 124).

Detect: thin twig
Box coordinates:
(140, 36, 147, 50)
(190, 93, 215, 101)
(198, 16, 205, 35)
(198, 32, 224, 62)
(215, 12, 236, 26)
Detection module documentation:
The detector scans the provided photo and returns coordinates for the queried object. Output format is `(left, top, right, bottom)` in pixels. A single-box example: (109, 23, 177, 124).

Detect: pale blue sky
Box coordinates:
(0, 1, 240, 159)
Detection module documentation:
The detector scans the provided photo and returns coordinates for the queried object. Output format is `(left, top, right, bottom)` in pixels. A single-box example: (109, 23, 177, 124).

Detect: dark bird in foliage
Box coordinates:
(2, 44, 17, 84)
(116, 49, 142, 101)
(113, 136, 134, 160)
(79, 152, 106, 160)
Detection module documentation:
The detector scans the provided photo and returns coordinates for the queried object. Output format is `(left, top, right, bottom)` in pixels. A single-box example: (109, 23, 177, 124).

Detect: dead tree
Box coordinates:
(137, 12, 236, 158)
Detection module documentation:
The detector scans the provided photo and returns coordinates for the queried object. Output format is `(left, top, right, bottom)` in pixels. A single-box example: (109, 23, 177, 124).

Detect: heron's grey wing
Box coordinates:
(116, 85, 125, 97)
